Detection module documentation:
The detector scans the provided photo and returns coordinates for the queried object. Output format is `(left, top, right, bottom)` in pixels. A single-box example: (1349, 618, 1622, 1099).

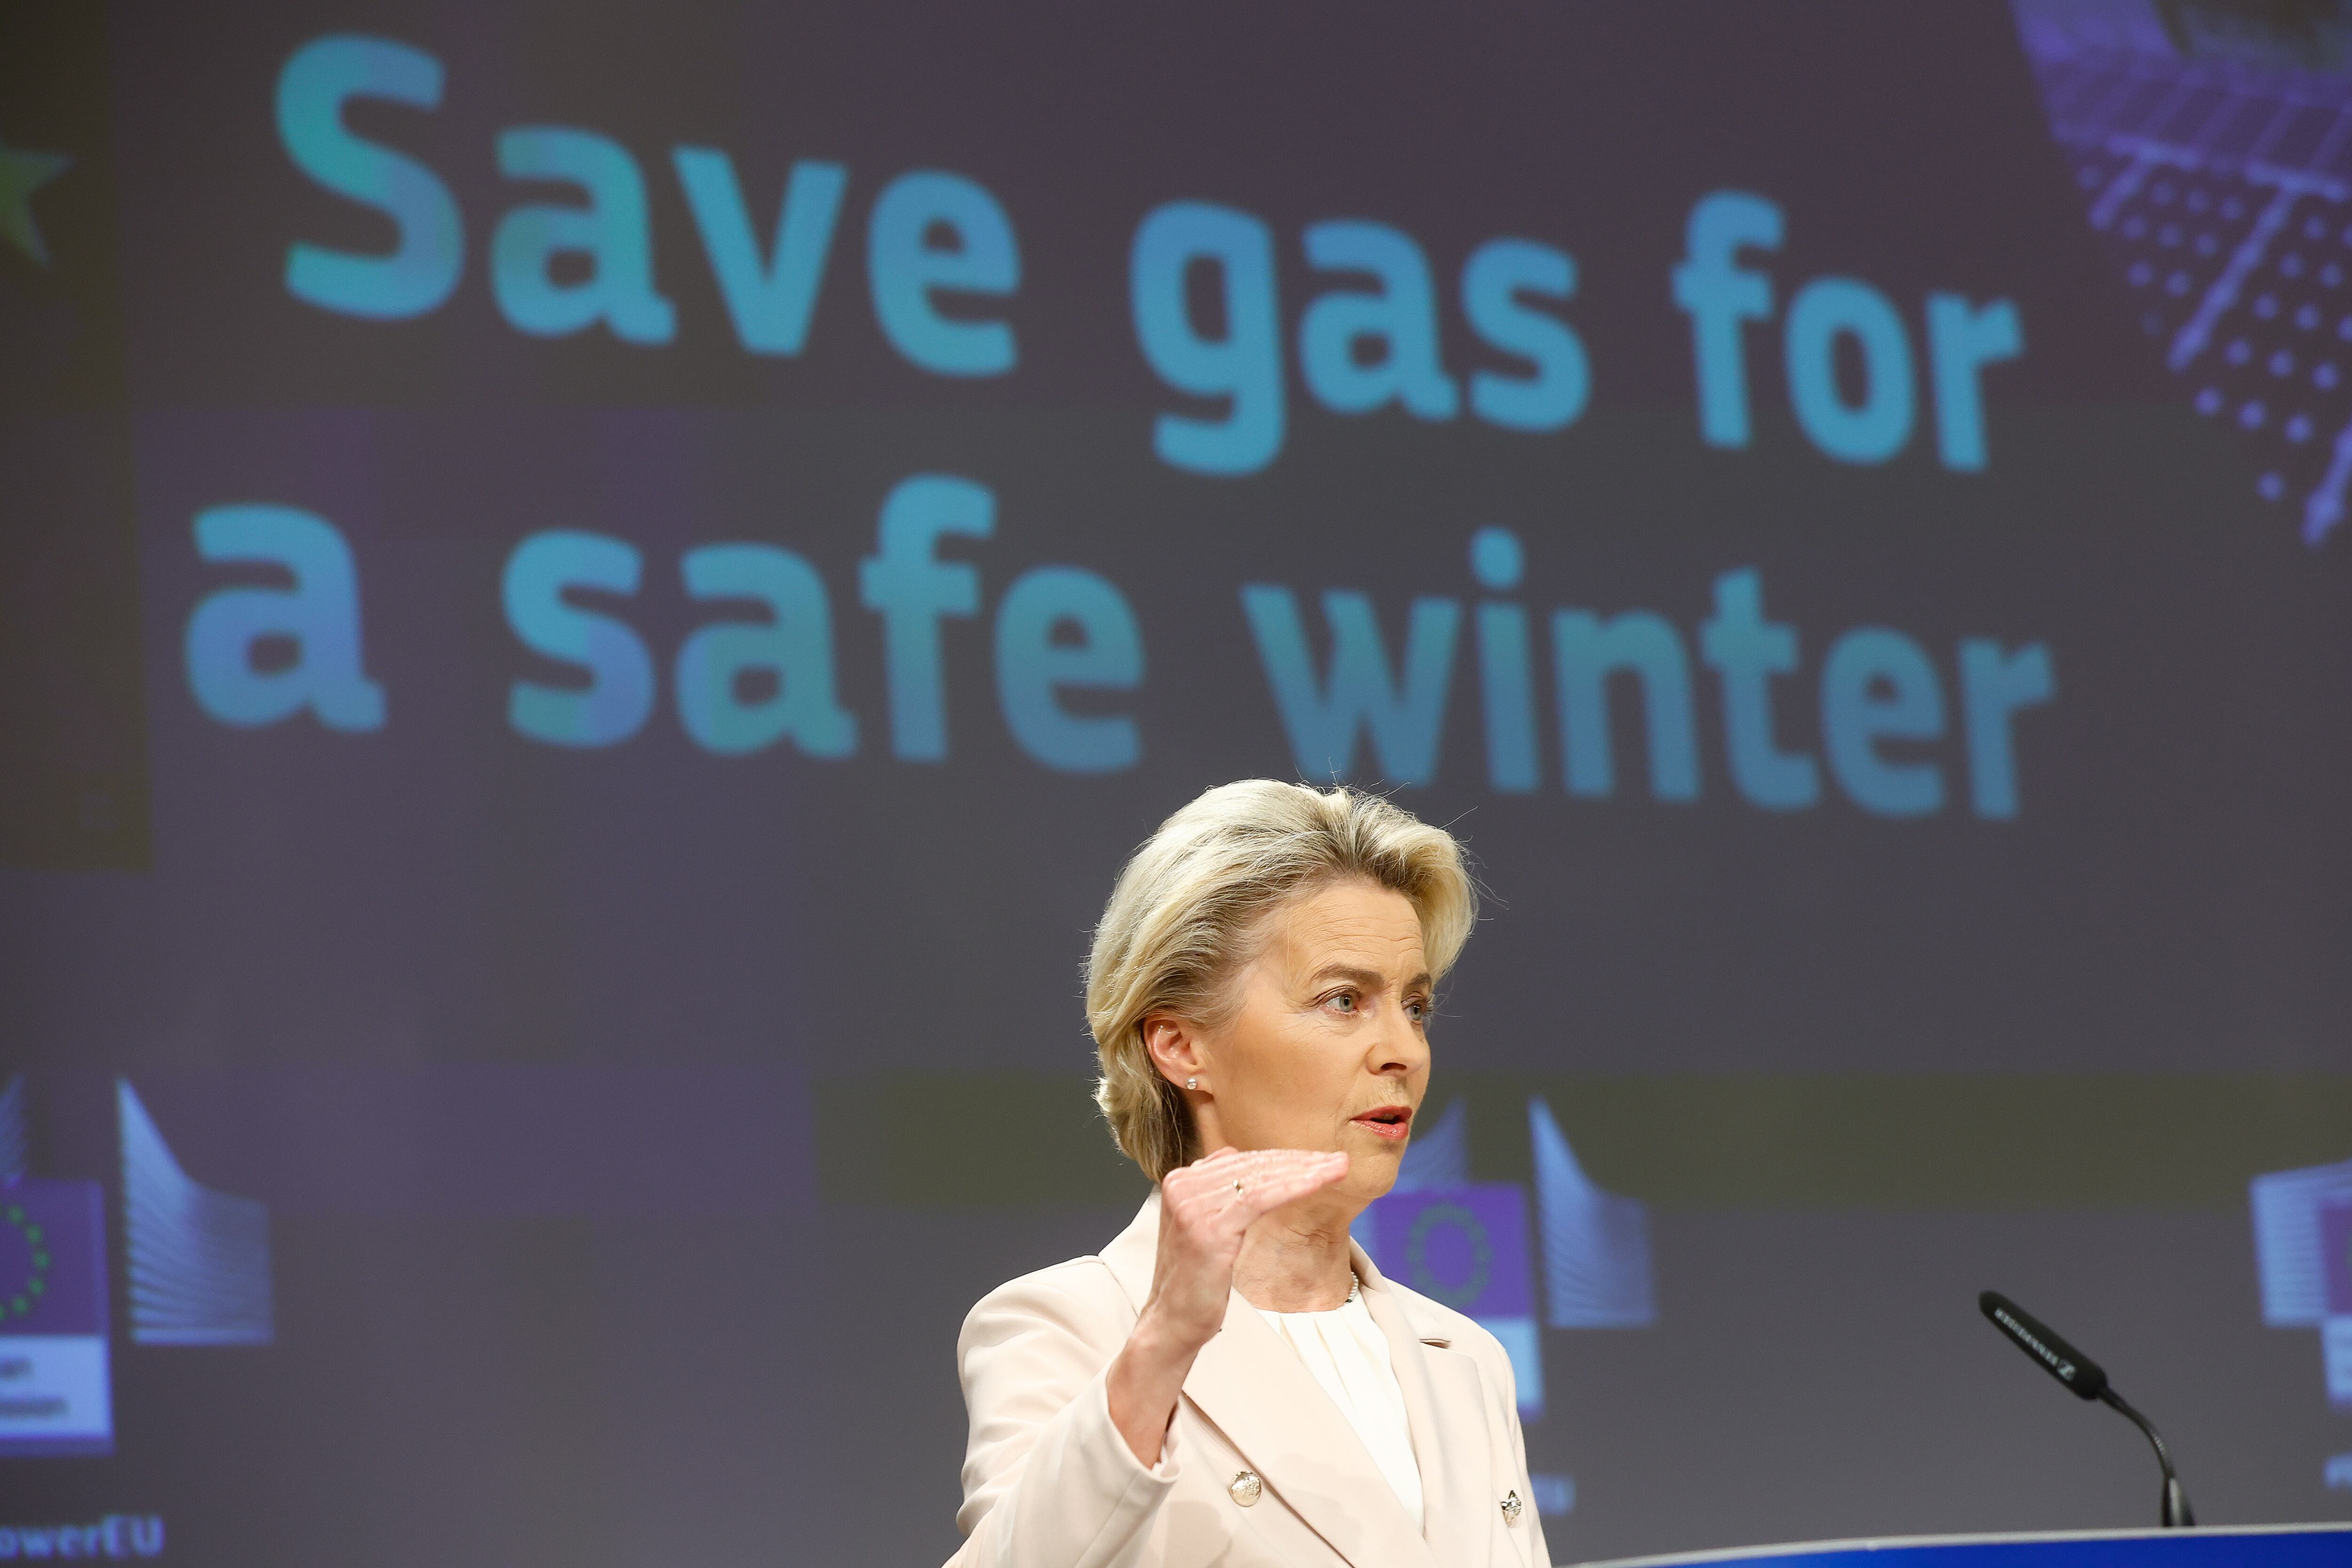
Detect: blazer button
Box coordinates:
(1229, 1470, 1263, 1507)
(1500, 1490, 1524, 1525)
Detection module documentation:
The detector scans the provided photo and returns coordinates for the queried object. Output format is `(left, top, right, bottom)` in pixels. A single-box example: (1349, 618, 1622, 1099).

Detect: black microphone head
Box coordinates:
(1980, 1290, 2108, 1401)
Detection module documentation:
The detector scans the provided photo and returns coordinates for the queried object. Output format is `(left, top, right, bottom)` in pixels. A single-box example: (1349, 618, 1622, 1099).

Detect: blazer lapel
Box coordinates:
(1100, 1198, 1439, 1568)
(1354, 1245, 1495, 1567)
(1184, 1299, 1438, 1568)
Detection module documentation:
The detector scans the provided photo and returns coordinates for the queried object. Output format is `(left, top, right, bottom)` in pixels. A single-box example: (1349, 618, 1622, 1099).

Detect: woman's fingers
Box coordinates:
(1178, 1146, 1255, 1185)
(1177, 1146, 1343, 1188)
(1170, 1149, 1343, 1200)
(1163, 1148, 1347, 1237)
(1220, 1151, 1345, 1201)
(1185, 1145, 1327, 1176)
(1233, 1158, 1347, 1220)
(1143, 1147, 1355, 1354)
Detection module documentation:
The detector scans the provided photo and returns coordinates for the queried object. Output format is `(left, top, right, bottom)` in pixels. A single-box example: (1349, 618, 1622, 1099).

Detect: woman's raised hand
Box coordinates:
(1145, 1146, 1351, 1348)
(1105, 1146, 1349, 1466)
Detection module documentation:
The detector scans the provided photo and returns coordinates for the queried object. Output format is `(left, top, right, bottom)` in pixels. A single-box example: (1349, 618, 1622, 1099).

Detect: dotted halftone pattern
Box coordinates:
(2022, 21, 2352, 543)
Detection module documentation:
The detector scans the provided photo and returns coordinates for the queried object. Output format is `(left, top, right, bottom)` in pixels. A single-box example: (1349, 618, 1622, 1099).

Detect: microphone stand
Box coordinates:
(2096, 1386, 2195, 1528)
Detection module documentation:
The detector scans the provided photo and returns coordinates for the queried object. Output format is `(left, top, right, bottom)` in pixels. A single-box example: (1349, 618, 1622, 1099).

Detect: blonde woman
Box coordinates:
(946, 780, 1548, 1568)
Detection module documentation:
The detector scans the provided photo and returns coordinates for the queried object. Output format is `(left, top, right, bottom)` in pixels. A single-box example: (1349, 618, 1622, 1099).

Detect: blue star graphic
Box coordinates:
(0, 139, 73, 268)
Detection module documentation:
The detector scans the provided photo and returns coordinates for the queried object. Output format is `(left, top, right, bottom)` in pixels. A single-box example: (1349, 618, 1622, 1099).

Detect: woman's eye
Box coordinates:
(1327, 991, 1357, 1013)
(1406, 997, 1429, 1022)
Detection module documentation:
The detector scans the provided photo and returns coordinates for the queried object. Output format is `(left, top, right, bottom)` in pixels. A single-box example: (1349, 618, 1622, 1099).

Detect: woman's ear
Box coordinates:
(1142, 1014, 1205, 1091)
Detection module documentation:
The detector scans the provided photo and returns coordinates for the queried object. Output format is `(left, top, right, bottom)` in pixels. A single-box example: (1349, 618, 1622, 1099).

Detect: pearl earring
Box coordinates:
(1186, 1076, 1199, 1090)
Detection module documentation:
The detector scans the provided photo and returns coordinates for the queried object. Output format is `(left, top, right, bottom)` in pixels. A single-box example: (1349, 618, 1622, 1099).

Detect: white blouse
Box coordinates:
(1254, 1288, 1425, 1529)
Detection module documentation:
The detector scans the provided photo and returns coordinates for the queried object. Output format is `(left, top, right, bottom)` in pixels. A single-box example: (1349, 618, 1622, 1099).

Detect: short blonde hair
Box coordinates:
(1086, 780, 1476, 1180)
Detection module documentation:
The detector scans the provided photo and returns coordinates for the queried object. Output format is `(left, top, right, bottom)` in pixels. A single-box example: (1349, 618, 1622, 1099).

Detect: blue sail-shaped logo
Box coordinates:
(1530, 1097, 1655, 1329)
(118, 1081, 274, 1346)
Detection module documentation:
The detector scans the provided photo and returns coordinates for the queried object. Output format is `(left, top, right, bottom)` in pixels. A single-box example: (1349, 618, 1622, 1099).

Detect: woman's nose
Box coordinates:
(1375, 1008, 1428, 1072)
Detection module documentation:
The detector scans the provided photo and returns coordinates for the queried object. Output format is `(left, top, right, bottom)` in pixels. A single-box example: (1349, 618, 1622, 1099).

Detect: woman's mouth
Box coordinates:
(1350, 1106, 1413, 1142)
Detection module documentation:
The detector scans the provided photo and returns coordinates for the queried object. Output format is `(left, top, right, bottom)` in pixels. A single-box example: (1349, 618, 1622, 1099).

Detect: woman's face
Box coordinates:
(1161, 876, 1434, 1216)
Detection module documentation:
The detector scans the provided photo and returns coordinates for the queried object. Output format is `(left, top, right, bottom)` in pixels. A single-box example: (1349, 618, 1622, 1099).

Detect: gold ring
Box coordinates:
(1233, 1178, 1246, 1197)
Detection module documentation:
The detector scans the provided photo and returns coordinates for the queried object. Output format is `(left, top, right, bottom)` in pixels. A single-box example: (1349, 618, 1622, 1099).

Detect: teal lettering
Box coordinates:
(1552, 610, 1698, 801)
(993, 567, 1143, 772)
(1699, 568, 1817, 809)
(1785, 277, 1915, 463)
(491, 128, 674, 343)
(1927, 292, 2024, 471)
(1672, 191, 1783, 448)
(675, 544, 856, 757)
(1461, 239, 1589, 431)
(858, 475, 994, 760)
(1130, 201, 1283, 475)
(672, 150, 846, 356)
(502, 531, 653, 746)
(1821, 628, 1945, 815)
(1299, 221, 1457, 419)
(1960, 638, 2055, 820)
(1470, 527, 1536, 791)
(185, 505, 385, 731)
(866, 171, 1018, 375)
(1241, 585, 1459, 786)
(277, 35, 462, 318)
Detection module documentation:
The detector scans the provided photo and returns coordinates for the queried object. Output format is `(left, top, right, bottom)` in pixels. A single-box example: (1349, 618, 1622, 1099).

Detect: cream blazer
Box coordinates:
(946, 1194, 1551, 1568)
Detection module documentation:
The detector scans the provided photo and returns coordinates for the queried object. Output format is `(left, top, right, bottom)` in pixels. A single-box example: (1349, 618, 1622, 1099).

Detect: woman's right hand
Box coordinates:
(1144, 1146, 1351, 1349)
(1105, 1146, 1350, 1465)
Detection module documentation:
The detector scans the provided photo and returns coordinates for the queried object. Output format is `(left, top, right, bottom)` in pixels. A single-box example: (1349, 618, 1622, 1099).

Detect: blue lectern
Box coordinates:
(1574, 1525, 2352, 1568)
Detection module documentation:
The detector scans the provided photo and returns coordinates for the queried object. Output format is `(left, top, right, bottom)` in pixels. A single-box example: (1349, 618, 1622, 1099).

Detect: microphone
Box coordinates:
(1979, 1291, 2194, 1528)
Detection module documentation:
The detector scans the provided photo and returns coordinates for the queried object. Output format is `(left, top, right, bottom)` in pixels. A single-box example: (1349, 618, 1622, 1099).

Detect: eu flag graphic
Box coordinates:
(0, 1177, 113, 1457)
